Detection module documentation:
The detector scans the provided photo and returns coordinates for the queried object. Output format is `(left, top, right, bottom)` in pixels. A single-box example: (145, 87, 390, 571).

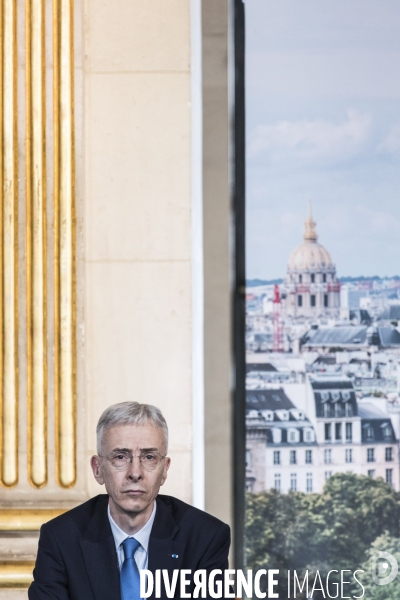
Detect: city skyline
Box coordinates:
(246, 0, 400, 280)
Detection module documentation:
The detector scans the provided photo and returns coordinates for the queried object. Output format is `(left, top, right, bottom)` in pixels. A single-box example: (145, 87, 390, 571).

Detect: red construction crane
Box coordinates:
(272, 284, 284, 352)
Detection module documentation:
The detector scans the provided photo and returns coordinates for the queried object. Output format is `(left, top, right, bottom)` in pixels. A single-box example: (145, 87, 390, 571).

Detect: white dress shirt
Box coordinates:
(108, 501, 157, 571)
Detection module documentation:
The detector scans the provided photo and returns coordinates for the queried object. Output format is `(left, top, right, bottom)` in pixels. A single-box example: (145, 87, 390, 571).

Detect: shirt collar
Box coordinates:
(107, 500, 157, 553)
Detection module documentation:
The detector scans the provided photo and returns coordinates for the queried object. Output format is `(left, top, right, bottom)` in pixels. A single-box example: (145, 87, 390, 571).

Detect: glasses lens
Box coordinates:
(110, 453, 131, 471)
(140, 452, 161, 471)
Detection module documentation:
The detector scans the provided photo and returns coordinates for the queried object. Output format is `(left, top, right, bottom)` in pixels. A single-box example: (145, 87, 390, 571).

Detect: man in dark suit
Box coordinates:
(29, 402, 230, 600)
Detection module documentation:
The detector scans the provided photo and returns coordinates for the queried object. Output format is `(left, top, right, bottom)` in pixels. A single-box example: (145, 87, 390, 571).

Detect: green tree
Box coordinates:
(245, 473, 400, 599)
(358, 533, 400, 600)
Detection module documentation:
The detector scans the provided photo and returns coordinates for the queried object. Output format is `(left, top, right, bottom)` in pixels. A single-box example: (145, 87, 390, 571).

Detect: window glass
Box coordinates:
(324, 423, 331, 441)
(324, 449, 332, 464)
(244, 0, 400, 593)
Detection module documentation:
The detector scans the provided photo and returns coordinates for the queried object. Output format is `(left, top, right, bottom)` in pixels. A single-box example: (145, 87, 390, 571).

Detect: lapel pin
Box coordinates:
(171, 554, 179, 558)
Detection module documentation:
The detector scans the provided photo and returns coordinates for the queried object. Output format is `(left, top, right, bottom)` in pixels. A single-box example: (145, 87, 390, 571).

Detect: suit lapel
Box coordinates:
(80, 496, 121, 600)
(148, 497, 186, 599)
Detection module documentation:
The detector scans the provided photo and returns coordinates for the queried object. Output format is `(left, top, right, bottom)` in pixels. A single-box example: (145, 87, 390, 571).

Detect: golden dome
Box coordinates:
(287, 207, 334, 272)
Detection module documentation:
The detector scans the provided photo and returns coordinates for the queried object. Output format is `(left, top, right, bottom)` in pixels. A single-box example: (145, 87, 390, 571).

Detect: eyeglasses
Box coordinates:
(99, 450, 166, 472)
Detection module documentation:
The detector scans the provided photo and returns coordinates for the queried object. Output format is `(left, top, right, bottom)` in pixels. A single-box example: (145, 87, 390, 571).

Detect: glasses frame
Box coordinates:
(99, 450, 166, 472)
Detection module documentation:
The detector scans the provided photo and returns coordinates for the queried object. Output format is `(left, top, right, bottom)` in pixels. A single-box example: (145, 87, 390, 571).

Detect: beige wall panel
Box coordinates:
(85, 0, 189, 72)
(202, 0, 232, 526)
(85, 73, 191, 261)
(83, 0, 194, 508)
(84, 261, 192, 502)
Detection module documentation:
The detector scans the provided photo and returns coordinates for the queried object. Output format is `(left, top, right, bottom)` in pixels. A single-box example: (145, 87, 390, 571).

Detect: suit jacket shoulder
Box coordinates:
(157, 493, 228, 532)
(151, 494, 230, 573)
(42, 494, 109, 537)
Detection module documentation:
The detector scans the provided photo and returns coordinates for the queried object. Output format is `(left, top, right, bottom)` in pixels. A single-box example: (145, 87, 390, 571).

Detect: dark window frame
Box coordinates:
(385, 447, 393, 462)
(233, 0, 246, 572)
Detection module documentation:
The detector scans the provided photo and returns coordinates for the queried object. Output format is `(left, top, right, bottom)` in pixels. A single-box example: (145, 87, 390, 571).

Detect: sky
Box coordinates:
(246, 0, 400, 280)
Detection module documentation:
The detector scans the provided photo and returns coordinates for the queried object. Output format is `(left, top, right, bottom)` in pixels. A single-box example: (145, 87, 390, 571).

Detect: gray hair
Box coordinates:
(96, 402, 168, 454)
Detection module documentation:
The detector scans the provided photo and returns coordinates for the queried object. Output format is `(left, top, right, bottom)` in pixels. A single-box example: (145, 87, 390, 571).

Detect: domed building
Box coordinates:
(282, 208, 341, 318)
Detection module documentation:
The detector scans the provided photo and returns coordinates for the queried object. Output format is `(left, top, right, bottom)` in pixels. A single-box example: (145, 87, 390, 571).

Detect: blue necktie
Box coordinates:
(121, 538, 141, 600)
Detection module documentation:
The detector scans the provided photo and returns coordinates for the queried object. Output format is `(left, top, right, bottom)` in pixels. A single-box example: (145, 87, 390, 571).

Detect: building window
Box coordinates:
(368, 469, 375, 478)
(324, 449, 332, 464)
(334, 403, 343, 418)
(386, 469, 393, 485)
(306, 473, 313, 493)
(323, 403, 333, 418)
(290, 450, 297, 464)
(304, 429, 313, 442)
(325, 471, 332, 480)
(311, 295, 316, 307)
(324, 294, 328, 307)
(325, 423, 331, 441)
(311, 273, 315, 283)
(367, 448, 375, 462)
(246, 449, 251, 467)
(335, 423, 342, 440)
(345, 449, 352, 463)
(345, 403, 353, 417)
(366, 426, 374, 441)
(274, 474, 281, 492)
(290, 473, 297, 492)
(383, 424, 392, 440)
(299, 274, 302, 283)
(273, 450, 280, 465)
(298, 295, 303, 307)
(288, 430, 297, 443)
(385, 447, 393, 462)
(323, 274, 327, 283)
(345, 422, 352, 442)
(305, 450, 312, 464)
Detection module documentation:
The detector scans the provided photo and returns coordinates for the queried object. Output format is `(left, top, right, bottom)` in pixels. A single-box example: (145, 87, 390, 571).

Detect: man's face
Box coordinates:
(91, 423, 170, 517)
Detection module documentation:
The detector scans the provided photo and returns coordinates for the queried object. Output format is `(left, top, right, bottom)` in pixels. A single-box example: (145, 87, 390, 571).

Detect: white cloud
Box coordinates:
(248, 109, 372, 165)
(377, 124, 400, 154)
(355, 204, 400, 234)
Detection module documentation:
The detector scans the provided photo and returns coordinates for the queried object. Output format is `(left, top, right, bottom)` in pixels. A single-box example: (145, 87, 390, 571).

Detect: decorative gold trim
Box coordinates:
(0, 0, 19, 488)
(0, 562, 34, 588)
(26, 0, 48, 489)
(0, 508, 66, 530)
(53, 0, 76, 488)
